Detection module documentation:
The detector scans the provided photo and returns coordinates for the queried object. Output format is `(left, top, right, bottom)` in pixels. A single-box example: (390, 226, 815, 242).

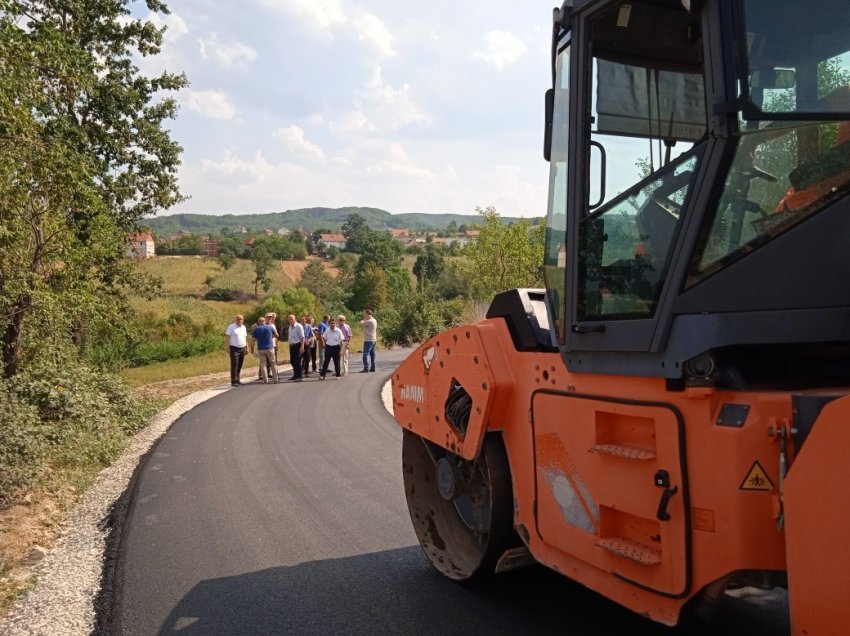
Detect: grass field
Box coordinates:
(129, 256, 309, 331)
(135, 256, 297, 297)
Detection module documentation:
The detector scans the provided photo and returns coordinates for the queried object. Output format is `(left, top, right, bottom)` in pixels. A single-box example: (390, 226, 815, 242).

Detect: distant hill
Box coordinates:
(145, 206, 537, 236)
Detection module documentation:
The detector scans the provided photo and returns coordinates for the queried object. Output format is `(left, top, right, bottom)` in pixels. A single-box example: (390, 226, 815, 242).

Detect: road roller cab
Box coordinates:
(392, 1, 850, 633)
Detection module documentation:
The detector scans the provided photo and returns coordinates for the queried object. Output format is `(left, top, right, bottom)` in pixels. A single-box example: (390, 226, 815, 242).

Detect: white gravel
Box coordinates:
(0, 378, 396, 636)
(0, 384, 232, 636)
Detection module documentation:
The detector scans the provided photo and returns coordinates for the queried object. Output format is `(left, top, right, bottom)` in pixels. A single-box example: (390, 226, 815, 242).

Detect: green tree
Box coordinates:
(0, 1, 186, 377)
(413, 246, 445, 289)
(251, 245, 275, 297)
(350, 263, 390, 312)
(341, 213, 371, 253)
(357, 232, 402, 272)
(298, 260, 346, 306)
(279, 287, 319, 320)
(465, 206, 545, 300)
(218, 252, 236, 270)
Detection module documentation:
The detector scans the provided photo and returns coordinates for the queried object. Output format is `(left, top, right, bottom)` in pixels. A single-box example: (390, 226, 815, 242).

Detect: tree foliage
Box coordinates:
(464, 206, 545, 300)
(0, 0, 187, 377)
(350, 262, 390, 312)
(298, 260, 348, 308)
(413, 246, 445, 289)
(341, 213, 370, 253)
(250, 245, 275, 297)
(356, 232, 403, 273)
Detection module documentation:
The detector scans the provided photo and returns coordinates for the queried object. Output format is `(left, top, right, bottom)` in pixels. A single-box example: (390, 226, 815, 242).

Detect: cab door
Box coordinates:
(566, 2, 708, 354)
(532, 390, 690, 597)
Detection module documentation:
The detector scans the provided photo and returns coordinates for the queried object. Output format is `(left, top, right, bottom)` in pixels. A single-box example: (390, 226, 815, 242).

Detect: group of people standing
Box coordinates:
(224, 310, 378, 386)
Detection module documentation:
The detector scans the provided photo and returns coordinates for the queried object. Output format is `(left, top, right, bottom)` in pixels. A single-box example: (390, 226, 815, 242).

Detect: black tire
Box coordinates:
(401, 429, 518, 581)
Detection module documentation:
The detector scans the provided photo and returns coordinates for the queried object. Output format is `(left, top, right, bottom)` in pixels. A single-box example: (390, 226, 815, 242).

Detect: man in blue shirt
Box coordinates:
(317, 314, 330, 371)
(252, 316, 278, 384)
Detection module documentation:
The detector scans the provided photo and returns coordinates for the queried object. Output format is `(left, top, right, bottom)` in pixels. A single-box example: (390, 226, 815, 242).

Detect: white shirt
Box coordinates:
(288, 322, 305, 344)
(322, 327, 344, 346)
(360, 317, 377, 342)
(225, 323, 248, 348)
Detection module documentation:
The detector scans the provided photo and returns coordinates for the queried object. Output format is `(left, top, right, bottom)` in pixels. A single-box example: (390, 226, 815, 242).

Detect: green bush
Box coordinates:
(0, 388, 47, 508)
(381, 292, 474, 346)
(204, 287, 234, 301)
(0, 356, 157, 510)
(128, 332, 221, 367)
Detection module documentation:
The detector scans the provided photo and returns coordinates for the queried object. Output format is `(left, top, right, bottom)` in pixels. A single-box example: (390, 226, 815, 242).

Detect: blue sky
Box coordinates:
(139, 1, 554, 217)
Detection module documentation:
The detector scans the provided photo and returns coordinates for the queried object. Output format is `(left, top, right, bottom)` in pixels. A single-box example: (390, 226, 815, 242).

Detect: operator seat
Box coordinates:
(634, 170, 692, 298)
(775, 85, 850, 212)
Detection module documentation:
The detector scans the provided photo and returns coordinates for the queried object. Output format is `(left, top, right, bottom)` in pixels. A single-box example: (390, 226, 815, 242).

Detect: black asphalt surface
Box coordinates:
(107, 348, 789, 635)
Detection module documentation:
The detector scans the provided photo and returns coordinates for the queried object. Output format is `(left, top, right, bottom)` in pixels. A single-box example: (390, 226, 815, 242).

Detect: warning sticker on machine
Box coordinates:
(739, 461, 774, 492)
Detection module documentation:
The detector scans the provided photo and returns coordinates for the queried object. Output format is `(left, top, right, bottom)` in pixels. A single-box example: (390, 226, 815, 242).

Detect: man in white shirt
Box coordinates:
(338, 315, 352, 376)
(225, 314, 248, 386)
(286, 314, 305, 381)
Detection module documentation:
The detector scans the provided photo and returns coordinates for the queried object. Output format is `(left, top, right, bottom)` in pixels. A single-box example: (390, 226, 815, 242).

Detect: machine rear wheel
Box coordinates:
(402, 430, 518, 581)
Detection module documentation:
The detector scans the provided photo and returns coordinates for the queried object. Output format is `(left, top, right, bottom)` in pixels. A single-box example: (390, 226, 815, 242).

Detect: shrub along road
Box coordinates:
(104, 349, 789, 635)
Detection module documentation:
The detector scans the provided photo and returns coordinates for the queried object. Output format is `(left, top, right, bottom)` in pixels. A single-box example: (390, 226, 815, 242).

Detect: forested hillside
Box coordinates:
(146, 206, 534, 235)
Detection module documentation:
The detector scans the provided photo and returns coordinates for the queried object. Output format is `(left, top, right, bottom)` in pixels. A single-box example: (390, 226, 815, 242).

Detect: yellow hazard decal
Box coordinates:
(739, 461, 774, 492)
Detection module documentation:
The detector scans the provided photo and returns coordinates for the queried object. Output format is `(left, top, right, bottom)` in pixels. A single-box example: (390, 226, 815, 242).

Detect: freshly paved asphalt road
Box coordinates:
(107, 348, 789, 635)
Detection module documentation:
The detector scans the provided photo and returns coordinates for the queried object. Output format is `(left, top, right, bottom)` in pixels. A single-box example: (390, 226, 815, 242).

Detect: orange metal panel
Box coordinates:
(784, 395, 850, 636)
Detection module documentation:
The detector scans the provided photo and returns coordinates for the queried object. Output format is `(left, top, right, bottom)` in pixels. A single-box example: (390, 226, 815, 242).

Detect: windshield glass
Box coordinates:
(688, 1, 850, 286)
(741, 0, 850, 116)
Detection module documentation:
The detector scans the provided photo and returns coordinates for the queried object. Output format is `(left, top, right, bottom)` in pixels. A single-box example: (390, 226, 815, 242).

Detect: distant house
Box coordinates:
(390, 228, 410, 239)
(318, 233, 347, 250)
(264, 228, 274, 236)
(243, 237, 256, 246)
(277, 227, 290, 236)
(203, 239, 220, 257)
(127, 232, 155, 259)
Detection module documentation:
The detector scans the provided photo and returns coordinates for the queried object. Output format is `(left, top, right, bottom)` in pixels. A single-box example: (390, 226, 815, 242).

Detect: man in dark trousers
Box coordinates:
(286, 313, 305, 381)
(224, 314, 247, 386)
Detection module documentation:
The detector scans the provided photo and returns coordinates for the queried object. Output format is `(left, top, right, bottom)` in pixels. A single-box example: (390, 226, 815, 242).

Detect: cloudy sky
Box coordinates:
(137, 1, 554, 218)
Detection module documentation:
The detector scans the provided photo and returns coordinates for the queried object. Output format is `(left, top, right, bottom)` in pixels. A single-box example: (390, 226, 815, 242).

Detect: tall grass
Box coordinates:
(134, 256, 296, 297)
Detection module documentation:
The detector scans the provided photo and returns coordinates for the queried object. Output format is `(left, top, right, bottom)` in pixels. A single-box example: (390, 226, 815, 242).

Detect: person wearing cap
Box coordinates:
(251, 316, 278, 384)
(286, 314, 305, 381)
(260, 313, 279, 381)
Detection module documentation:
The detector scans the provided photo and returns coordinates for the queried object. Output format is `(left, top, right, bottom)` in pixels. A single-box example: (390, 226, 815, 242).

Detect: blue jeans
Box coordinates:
(362, 341, 376, 371)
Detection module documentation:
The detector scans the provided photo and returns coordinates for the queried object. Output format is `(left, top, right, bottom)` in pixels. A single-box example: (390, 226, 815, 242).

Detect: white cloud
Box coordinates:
(328, 110, 374, 135)
(198, 33, 258, 69)
(355, 67, 432, 131)
(473, 30, 527, 70)
(256, 0, 394, 59)
(182, 89, 240, 120)
(147, 11, 189, 44)
(353, 12, 396, 57)
(272, 125, 326, 161)
(256, 0, 344, 34)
